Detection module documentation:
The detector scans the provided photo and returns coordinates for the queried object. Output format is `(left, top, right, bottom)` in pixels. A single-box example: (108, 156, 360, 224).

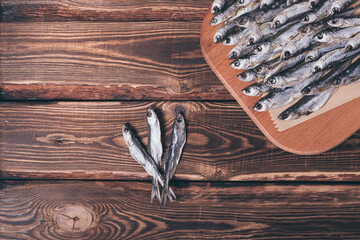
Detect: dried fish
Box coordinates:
(161, 113, 187, 208)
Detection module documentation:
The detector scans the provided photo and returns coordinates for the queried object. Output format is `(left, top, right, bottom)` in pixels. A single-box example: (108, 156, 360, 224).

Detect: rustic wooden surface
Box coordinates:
(1, 0, 360, 238)
(2, 180, 360, 239)
(1, 101, 359, 181)
(0, 21, 232, 101)
(200, 6, 360, 155)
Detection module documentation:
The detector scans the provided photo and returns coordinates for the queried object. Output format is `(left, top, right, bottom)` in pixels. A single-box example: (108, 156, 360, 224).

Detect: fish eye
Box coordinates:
(334, 79, 342, 85)
(234, 60, 240, 67)
(332, 7, 340, 13)
(331, 19, 338, 24)
(268, 77, 276, 84)
(314, 66, 321, 72)
(303, 15, 309, 21)
(317, 33, 323, 40)
(225, 37, 231, 44)
(248, 38, 255, 45)
(255, 66, 262, 72)
(275, 21, 281, 27)
(176, 117, 182, 123)
(253, 103, 263, 111)
(284, 51, 291, 58)
(256, 46, 262, 52)
(302, 87, 312, 94)
(243, 88, 251, 94)
(213, 6, 220, 13)
(307, 56, 313, 61)
(211, 18, 218, 24)
(229, 51, 237, 59)
(346, 45, 353, 52)
(239, 0, 244, 4)
(278, 112, 289, 120)
(147, 111, 152, 117)
(124, 127, 129, 133)
(240, 73, 247, 78)
(310, 1, 316, 8)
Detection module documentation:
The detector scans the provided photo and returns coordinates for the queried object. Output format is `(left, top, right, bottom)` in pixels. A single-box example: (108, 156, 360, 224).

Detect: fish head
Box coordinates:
(281, 46, 296, 60)
(231, 59, 247, 69)
(253, 99, 272, 112)
(327, 18, 344, 28)
(330, 1, 344, 15)
(228, 49, 240, 59)
(301, 83, 317, 95)
(331, 76, 344, 86)
(174, 113, 186, 131)
(345, 40, 358, 52)
(211, 3, 222, 14)
(247, 32, 262, 46)
(266, 75, 285, 88)
(305, 50, 320, 62)
(312, 61, 325, 73)
(210, 15, 222, 26)
(146, 108, 158, 126)
(314, 32, 332, 43)
(254, 42, 271, 55)
(278, 108, 297, 120)
(260, 0, 273, 9)
(301, 13, 316, 24)
(308, 0, 320, 9)
(237, 70, 257, 82)
(238, 0, 252, 7)
(242, 84, 261, 96)
(222, 35, 237, 45)
(122, 124, 133, 145)
(235, 16, 251, 27)
(272, 15, 287, 28)
(213, 33, 224, 43)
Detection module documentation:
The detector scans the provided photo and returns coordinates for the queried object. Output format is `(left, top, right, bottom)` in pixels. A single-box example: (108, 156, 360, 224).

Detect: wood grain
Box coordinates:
(1, 101, 359, 181)
(2, 180, 360, 239)
(0, 21, 232, 101)
(200, 7, 360, 154)
(0, 0, 209, 22)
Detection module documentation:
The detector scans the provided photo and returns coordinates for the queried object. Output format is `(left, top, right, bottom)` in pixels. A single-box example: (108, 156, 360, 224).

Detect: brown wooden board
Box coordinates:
(1, 101, 359, 181)
(2, 180, 360, 239)
(0, 0, 209, 22)
(0, 21, 232, 101)
(200, 7, 360, 155)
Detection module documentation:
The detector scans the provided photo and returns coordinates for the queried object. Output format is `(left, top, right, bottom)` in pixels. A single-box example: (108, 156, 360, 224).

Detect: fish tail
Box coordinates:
(168, 187, 177, 202)
(160, 179, 169, 208)
(151, 177, 161, 204)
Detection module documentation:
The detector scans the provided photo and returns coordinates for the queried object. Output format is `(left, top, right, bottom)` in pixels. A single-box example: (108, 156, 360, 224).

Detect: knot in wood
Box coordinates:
(56, 205, 94, 232)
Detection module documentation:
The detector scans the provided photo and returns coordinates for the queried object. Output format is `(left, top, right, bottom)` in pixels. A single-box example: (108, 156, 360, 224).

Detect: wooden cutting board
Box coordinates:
(200, 6, 360, 155)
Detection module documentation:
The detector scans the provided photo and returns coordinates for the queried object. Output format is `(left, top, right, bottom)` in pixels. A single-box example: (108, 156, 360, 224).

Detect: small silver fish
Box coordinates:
(345, 32, 360, 51)
(237, 69, 264, 82)
(272, 2, 311, 28)
(228, 43, 259, 59)
(330, 0, 356, 15)
(266, 62, 316, 88)
(211, 1, 243, 26)
(161, 113, 187, 208)
(328, 18, 360, 28)
(312, 47, 360, 72)
(278, 87, 336, 120)
(332, 58, 360, 85)
(214, 20, 238, 43)
(315, 26, 360, 43)
(212, 0, 227, 14)
(302, 60, 352, 95)
(301, 0, 336, 24)
(122, 124, 165, 188)
(265, 53, 306, 80)
(253, 72, 323, 112)
(146, 108, 163, 203)
(305, 40, 347, 62)
(242, 81, 272, 96)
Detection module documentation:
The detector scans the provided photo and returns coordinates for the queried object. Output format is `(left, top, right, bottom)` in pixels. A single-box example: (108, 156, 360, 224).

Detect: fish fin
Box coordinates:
(168, 187, 176, 202)
(151, 177, 161, 204)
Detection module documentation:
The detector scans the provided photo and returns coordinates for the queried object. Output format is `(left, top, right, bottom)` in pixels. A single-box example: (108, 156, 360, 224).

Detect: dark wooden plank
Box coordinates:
(0, 21, 232, 101)
(1, 0, 210, 22)
(1, 101, 359, 181)
(2, 180, 360, 239)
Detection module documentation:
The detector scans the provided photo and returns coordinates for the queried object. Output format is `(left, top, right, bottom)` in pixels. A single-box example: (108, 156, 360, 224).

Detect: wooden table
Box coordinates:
(1, 1, 360, 239)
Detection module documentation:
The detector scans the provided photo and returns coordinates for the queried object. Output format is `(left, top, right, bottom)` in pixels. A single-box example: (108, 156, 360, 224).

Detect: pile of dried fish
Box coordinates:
(122, 108, 186, 207)
(211, 0, 360, 120)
